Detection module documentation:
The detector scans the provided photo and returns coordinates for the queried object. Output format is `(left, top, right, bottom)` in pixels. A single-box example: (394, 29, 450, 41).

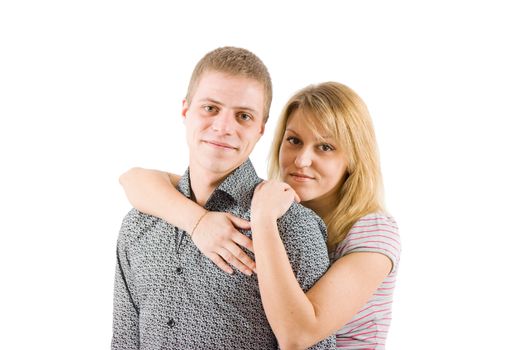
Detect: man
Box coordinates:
(112, 47, 335, 349)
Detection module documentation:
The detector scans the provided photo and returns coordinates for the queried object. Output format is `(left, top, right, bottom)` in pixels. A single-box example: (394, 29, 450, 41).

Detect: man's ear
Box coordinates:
(181, 99, 189, 121)
(259, 122, 265, 135)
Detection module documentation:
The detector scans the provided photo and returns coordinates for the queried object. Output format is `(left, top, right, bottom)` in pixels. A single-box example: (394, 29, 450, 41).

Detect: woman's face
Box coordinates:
(279, 109, 349, 209)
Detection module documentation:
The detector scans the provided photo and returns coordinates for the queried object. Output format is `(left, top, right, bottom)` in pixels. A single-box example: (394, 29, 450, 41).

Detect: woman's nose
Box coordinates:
(294, 148, 313, 168)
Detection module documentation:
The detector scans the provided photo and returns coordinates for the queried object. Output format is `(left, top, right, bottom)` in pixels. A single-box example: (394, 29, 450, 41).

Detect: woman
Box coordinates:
(120, 82, 400, 349)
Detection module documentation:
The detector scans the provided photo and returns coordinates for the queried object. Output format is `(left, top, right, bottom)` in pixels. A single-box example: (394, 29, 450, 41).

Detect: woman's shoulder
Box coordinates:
(350, 212, 399, 235)
(332, 212, 401, 270)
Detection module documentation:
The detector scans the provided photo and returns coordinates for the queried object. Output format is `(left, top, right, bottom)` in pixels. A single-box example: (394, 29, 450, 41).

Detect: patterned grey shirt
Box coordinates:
(112, 159, 335, 349)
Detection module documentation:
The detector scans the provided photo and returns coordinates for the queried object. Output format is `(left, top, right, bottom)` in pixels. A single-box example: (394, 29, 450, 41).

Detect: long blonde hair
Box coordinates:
(268, 82, 385, 251)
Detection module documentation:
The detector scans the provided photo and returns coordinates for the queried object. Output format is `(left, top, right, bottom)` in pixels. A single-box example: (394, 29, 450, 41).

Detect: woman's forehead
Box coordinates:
(286, 108, 334, 139)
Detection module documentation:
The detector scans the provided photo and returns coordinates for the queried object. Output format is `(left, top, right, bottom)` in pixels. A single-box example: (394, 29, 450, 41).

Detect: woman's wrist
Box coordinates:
(190, 211, 209, 239)
(166, 202, 207, 233)
(251, 212, 278, 231)
(188, 206, 208, 232)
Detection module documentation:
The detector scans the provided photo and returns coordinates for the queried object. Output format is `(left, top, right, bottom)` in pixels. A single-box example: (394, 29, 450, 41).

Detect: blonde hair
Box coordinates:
(186, 46, 273, 122)
(268, 82, 385, 251)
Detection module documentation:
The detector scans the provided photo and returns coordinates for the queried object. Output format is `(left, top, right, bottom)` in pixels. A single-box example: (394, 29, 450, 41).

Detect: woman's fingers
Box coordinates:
(230, 229, 254, 253)
(283, 183, 300, 203)
(207, 252, 234, 275)
(203, 241, 255, 276)
(228, 236, 256, 270)
(227, 213, 251, 231)
(217, 245, 254, 276)
(191, 211, 256, 276)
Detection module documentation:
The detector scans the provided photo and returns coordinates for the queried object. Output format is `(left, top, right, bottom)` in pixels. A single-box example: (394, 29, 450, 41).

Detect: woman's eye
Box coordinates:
(319, 144, 335, 152)
(286, 136, 301, 145)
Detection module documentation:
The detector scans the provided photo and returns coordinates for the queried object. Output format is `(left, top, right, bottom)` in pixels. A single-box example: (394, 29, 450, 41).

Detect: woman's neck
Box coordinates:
(302, 195, 337, 223)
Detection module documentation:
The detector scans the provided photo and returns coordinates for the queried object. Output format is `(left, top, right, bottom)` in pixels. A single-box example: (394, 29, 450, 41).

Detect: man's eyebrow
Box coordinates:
(197, 98, 260, 115)
(197, 98, 224, 106)
(231, 103, 259, 114)
(236, 106, 258, 113)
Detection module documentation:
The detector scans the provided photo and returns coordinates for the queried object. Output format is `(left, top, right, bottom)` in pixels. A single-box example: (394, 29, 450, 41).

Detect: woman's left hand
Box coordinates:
(251, 180, 300, 223)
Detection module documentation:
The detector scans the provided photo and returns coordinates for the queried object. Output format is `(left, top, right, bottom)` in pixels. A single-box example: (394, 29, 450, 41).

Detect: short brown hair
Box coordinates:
(186, 47, 272, 122)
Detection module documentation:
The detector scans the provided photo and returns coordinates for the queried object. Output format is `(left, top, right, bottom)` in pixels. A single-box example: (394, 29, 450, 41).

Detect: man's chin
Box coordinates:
(190, 148, 249, 171)
(194, 158, 243, 175)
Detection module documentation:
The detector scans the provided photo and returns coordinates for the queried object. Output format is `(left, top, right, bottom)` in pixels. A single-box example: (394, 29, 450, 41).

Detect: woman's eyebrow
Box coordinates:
(285, 128, 334, 140)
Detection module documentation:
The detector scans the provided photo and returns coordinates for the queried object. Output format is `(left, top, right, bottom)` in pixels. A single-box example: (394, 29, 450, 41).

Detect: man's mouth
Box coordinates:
(203, 140, 237, 150)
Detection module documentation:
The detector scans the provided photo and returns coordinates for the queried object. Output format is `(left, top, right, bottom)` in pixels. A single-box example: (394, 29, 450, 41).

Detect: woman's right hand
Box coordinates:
(251, 180, 300, 223)
(191, 212, 256, 276)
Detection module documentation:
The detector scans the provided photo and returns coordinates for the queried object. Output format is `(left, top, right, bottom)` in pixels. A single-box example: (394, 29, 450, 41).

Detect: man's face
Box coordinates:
(183, 71, 266, 178)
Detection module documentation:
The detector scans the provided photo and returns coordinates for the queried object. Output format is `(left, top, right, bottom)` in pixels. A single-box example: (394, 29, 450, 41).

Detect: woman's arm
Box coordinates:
(119, 167, 256, 275)
(120, 167, 197, 231)
(251, 181, 392, 349)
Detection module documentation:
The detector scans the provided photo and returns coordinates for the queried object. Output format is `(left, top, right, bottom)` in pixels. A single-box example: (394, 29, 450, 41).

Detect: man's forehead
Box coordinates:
(196, 71, 262, 92)
(193, 72, 265, 114)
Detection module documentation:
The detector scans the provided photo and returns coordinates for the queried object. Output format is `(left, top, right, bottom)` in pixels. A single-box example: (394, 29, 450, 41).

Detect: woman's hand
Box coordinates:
(119, 167, 256, 276)
(251, 180, 300, 223)
(191, 212, 256, 276)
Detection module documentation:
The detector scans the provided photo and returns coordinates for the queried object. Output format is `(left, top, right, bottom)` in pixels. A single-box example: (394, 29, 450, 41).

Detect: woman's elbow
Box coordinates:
(119, 167, 144, 186)
(278, 340, 302, 350)
(276, 332, 313, 350)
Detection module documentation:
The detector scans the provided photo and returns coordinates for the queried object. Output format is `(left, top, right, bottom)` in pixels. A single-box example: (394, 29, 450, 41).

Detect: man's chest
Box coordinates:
(128, 220, 259, 309)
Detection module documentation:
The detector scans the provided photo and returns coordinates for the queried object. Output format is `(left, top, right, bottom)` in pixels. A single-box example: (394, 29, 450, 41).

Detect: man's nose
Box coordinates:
(294, 148, 313, 168)
(211, 111, 234, 134)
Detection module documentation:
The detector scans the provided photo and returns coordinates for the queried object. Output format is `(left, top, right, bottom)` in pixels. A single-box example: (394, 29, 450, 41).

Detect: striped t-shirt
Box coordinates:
(329, 213, 401, 349)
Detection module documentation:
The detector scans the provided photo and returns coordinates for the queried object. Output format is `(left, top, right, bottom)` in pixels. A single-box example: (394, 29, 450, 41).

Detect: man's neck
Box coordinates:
(188, 165, 229, 206)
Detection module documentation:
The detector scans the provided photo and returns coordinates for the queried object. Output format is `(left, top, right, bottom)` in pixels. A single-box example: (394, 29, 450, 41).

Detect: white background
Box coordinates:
(1, 1, 524, 349)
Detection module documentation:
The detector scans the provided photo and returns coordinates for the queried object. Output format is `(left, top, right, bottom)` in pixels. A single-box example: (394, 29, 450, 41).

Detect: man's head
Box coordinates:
(186, 47, 272, 122)
(182, 47, 272, 182)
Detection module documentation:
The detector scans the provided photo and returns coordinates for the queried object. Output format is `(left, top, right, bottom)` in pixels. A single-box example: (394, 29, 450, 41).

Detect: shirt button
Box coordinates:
(175, 267, 183, 274)
(167, 318, 175, 328)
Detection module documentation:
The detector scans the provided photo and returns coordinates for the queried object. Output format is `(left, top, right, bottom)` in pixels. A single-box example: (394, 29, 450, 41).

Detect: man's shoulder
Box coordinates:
(118, 208, 164, 244)
(277, 202, 331, 291)
(279, 202, 327, 239)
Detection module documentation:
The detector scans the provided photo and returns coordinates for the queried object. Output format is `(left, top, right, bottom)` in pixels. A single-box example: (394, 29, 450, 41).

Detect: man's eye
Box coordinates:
(238, 113, 252, 121)
(286, 136, 301, 145)
(319, 144, 335, 152)
(203, 105, 216, 112)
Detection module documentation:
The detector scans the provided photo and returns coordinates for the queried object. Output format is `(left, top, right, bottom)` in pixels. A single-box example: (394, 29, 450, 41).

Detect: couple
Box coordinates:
(113, 47, 400, 349)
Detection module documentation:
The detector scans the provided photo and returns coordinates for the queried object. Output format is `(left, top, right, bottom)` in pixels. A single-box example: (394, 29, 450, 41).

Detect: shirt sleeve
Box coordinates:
(112, 210, 140, 350)
(277, 203, 336, 349)
(336, 213, 401, 274)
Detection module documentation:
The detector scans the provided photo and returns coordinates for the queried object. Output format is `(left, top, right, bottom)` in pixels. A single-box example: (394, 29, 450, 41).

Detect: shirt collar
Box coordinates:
(177, 159, 262, 209)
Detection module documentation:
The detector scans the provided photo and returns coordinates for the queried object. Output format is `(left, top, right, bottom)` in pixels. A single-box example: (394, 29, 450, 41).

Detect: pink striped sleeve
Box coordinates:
(336, 213, 401, 273)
